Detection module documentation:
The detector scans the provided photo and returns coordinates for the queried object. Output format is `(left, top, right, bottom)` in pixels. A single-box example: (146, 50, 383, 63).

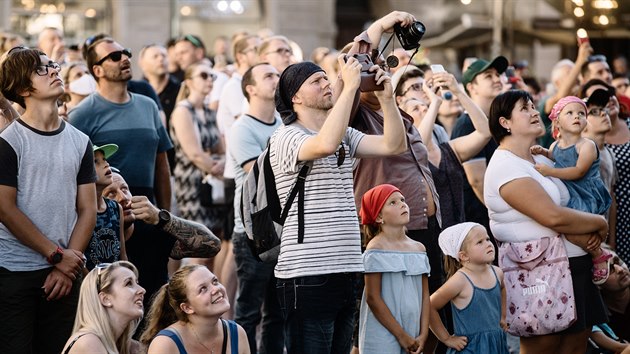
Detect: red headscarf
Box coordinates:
(360, 184, 402, 225)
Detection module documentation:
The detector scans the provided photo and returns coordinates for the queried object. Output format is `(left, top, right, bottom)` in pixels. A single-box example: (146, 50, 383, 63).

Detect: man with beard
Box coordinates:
(69, 37, 172, 210)
(270, 59, 406, 353)
(102, 170, 221, 323)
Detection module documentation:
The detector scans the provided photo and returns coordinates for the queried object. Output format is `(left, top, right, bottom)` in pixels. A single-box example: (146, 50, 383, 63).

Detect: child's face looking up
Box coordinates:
(94, 150, 113, 186)
(556, 102, 587, 138)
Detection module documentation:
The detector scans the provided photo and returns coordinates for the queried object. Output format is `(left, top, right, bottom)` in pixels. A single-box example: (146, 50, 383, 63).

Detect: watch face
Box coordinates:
(52, 252, 63, 264)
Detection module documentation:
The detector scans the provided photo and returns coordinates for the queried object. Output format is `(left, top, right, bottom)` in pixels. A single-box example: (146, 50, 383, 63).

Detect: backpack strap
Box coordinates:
(279, 161, 312, 244)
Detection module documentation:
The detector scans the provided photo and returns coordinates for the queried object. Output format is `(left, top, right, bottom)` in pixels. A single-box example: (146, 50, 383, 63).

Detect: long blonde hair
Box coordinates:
(71, 261, 141, 354)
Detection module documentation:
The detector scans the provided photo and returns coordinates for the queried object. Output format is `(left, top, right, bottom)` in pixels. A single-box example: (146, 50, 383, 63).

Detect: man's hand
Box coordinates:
(338, 55, 362, 92)
(130, 195, 160, 225)
(372, 66, 394, 101)
(43, 268, 73, 301)
(54, 248, 84, 280)
(575, 41, 594, 67)
(377, 11, 416, 33)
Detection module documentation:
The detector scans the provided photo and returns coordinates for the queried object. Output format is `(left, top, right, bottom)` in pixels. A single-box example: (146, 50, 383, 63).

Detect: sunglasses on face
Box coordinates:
(95, 263, 113, 292)
(265, 47, 292, 56)
(95, 49, 132, 66)
(196, 72, 217, 81)
(35, 62, 61, 76)
(402, 83, 423, 96)
(335, 144, 346, 167)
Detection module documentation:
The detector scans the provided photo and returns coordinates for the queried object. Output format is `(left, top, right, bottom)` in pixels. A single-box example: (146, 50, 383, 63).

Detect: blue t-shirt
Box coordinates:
(68, 92, 172, 191)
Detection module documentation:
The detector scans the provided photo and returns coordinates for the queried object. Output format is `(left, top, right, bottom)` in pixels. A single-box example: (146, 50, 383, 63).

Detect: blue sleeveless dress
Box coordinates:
(358, 250, 431, 354)
(156, 320, 239, 354)
(553, 143, 612, 215)
(449, 268, 509, 354)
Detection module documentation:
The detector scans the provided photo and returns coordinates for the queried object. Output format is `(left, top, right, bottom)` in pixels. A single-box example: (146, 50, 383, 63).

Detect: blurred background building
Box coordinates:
(1, 0, 629, 82)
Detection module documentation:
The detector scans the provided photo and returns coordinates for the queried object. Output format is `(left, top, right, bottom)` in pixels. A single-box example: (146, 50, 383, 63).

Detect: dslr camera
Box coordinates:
(345, 53, 384, 92)
(394, 21, 426, 50)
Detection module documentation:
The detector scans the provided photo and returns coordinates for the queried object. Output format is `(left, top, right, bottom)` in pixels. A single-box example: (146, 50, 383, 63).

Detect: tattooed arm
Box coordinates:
(129, 195, 221, 259)
(163, 217, 221, 259)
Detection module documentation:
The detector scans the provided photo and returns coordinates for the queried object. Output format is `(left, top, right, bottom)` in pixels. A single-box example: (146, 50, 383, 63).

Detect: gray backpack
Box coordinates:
(240, 145, 312, 263)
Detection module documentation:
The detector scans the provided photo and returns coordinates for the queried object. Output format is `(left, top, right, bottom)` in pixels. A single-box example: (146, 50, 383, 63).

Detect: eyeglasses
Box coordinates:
(402, 82, 423, 96)
(180, 34, 203, 49)
(335, 144, 346, 167)
(588, 55, 607, 63)
(196, 72, 217, 81)
(96, 263, 112, 292)
(588, 107, 609, 116)
(264, 47, 292, 56)
(95, 49, 132, 66)
(35, 62, 61, 76)
(241, 46, 258, 54)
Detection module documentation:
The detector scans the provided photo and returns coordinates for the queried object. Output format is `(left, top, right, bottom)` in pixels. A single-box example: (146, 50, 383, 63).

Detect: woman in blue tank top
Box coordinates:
(141, 265, 249, 353)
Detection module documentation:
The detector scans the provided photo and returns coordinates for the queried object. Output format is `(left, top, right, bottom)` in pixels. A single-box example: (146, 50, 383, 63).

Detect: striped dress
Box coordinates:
(171, 100, 223, 230)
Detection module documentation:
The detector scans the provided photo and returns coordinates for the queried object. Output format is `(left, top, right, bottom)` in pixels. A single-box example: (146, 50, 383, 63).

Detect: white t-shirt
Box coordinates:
(484, 149, 585, 257)
(216, 73, 244, 179)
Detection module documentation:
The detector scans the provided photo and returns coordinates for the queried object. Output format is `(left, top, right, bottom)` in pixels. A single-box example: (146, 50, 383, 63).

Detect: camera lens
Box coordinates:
(409, 21, 426, 39)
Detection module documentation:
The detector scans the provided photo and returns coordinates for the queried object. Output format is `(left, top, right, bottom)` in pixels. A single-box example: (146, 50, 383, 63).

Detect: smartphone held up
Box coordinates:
(577, 28, 589, 46)
(429, 64, 452, 100)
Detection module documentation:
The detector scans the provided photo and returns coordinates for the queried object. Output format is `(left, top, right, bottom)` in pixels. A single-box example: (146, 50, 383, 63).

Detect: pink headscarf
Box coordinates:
(548, 96, 587, 139)
(360, 184, 401, 225)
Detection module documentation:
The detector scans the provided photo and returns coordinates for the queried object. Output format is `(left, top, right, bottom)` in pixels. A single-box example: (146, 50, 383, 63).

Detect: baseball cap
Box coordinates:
(93, 144, 118, 159)
(462, 56, 509, 88)
(585, 89, 613, 107)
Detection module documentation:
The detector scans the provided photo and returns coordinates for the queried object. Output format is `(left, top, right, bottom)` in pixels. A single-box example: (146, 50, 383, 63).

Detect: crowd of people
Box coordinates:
(1, 8, 630, 354)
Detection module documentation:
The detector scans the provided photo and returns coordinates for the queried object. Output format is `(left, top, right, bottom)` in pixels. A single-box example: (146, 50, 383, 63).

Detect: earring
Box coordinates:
(507, 128, 511, 133)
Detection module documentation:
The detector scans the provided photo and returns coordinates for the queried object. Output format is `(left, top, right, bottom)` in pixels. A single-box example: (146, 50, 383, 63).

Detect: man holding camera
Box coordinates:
(270, 55, 406, 353)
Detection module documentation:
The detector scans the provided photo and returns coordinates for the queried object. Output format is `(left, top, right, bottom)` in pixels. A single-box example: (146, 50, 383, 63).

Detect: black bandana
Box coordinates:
(275, 62, 324, 124)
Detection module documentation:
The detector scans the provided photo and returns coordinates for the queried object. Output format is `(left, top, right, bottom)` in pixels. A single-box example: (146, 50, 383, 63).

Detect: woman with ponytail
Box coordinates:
(141, 264, 249, 353)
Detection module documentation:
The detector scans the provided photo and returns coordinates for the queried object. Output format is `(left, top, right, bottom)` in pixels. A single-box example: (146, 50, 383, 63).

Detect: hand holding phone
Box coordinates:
(577, 28, 589, 46)
(430, 64, 452, 100)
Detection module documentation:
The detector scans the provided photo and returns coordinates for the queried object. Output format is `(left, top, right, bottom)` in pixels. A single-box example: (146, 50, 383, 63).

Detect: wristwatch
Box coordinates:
(156, 209, 171, 229)
(47, 246, 64, 265)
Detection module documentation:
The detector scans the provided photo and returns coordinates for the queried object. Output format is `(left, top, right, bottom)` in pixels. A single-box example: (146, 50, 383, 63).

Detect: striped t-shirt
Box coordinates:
(269, 124, 365, 279)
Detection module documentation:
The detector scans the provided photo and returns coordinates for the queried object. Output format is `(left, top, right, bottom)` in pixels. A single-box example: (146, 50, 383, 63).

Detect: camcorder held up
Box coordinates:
(345, 53, 384, 92)
(394, 21, 426, 50)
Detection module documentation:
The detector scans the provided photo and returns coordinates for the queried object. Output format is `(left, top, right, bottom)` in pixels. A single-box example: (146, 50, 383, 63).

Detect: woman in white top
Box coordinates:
(484, 90, 609, 354)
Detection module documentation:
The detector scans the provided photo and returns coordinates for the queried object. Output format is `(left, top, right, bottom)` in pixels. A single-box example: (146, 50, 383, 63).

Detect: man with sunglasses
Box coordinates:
(69, 37, 173, 213)
(0, 47, 97, 354)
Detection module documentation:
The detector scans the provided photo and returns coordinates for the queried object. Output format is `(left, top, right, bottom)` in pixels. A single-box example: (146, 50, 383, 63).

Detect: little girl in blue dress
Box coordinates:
(531, 95, 613, 284)
(358, 184, 430, 354)
(430, 222, 509, 354)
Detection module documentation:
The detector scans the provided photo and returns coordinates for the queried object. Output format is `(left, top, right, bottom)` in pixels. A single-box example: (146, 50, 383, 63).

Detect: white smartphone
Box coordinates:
(430, 64, 446, 73)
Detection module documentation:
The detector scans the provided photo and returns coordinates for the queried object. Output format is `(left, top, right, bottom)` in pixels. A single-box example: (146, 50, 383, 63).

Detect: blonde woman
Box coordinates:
(141, 265, 249, 353)
(62, 261, 146, 354)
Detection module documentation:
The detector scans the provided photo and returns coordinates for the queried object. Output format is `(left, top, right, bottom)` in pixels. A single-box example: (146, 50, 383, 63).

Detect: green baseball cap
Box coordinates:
(93, 144, 119, 159)
(462, 56, 509, 89)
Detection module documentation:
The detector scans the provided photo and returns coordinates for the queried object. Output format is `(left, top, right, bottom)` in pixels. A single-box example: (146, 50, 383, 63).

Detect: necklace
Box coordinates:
(190, 324, 215, 354)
